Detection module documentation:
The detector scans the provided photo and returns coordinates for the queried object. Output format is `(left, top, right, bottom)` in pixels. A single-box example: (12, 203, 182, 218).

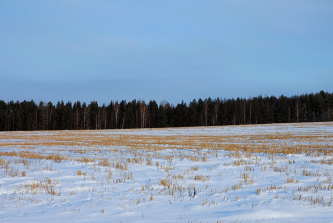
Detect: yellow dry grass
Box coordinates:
(1, 124, 333, 158)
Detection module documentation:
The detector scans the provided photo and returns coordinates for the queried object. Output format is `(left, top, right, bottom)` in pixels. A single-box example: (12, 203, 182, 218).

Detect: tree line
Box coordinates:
(0, 91, 332, 131)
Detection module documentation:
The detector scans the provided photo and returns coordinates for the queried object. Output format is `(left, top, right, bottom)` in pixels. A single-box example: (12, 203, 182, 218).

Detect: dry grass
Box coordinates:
(1, 123, 332, 158)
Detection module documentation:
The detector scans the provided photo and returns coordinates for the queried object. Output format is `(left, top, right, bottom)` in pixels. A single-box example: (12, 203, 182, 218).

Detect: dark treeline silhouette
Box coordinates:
(1, 91, 332, 131)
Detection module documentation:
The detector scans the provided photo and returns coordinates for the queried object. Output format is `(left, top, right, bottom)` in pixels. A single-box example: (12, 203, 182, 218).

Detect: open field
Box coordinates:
(1, 122, 333, 222)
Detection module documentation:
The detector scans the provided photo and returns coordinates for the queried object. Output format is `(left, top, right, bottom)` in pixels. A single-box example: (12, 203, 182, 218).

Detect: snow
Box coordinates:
(1, 122, 333, 222)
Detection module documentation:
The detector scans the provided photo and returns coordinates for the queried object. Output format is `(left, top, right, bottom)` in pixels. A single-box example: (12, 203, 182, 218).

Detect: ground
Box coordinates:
(0, 122, 333, 222)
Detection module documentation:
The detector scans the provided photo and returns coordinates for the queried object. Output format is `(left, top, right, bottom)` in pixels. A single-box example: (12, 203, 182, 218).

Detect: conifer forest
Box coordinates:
(0, 91, 332, 131)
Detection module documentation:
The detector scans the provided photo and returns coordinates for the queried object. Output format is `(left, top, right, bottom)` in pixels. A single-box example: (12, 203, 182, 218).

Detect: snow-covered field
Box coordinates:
(1, 122, 333, 222)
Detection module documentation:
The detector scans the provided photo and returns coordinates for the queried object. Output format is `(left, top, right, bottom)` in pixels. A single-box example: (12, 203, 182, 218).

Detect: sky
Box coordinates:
(1, 1, 333, 105)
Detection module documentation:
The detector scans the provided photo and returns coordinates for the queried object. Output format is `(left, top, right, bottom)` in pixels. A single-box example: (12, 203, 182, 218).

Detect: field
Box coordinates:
(1, 122, 333, 222)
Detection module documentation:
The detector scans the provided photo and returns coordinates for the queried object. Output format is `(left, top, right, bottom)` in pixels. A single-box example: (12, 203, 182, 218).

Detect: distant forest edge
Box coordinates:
(1, 91, 333, 131)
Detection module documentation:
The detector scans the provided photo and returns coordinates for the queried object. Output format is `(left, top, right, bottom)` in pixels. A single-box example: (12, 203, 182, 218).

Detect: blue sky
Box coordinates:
(1, 1, 333, 105)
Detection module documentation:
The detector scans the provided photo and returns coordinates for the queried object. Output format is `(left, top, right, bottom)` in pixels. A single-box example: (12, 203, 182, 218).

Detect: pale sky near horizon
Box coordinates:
(1, 1, 333, 105)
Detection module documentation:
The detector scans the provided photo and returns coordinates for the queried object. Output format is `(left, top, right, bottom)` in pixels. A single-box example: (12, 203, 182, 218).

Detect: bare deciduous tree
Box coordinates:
(113, 102, 120, 129)
(139, 101, 149, 128)
(203, 101, 208, 126)
(212, 100, 219, 125)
